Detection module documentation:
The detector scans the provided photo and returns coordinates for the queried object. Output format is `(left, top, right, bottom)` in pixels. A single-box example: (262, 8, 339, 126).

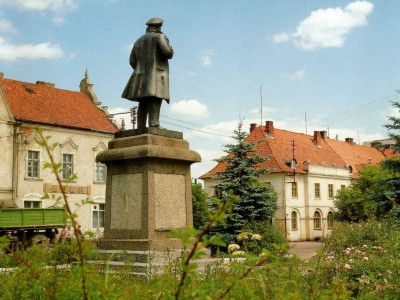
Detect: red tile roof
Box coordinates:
(200, 123, 390, 179)
(1, 77, 117, 133)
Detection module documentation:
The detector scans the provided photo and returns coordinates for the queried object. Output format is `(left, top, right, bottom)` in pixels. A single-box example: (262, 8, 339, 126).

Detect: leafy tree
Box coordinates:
(335, 101, 400, 221)
(210, 121, 278, 244)
(191, 182, 209, 229)
(334, 165, 393, 221)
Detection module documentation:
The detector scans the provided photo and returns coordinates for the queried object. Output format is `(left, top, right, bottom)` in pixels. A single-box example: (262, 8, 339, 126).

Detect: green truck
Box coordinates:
(0, 208, 66, 247)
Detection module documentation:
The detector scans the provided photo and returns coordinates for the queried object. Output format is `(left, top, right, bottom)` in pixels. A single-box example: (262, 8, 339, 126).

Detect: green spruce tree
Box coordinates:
(379, 101, 400, 217)
(211, 121, 278, 244)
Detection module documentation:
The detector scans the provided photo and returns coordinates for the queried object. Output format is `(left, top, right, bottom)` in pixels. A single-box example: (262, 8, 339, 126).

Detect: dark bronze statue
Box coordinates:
(122, 18, 174, 132)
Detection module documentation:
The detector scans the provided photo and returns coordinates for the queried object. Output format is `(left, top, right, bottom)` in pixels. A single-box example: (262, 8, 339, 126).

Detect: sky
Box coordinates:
(1, 0, 400, 179)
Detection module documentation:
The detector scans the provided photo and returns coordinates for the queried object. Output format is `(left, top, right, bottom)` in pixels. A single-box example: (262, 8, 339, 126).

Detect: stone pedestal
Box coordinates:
(96, 128, 201, 251)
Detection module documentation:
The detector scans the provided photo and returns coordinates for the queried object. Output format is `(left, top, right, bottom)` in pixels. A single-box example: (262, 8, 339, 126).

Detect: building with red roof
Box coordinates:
(201, 121, 392, 241)
(0, 71, 118, 234)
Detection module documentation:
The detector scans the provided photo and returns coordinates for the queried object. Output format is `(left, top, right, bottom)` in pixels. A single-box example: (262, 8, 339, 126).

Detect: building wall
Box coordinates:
(11, 123, 113, 234)
(0, 94, 14, 203)
(203, 164, 352, 241)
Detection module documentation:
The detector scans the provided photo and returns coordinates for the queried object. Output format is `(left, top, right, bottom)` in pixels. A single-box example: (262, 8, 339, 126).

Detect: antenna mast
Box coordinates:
(305, 111, 308, 135)
(260, 86, 263, 125)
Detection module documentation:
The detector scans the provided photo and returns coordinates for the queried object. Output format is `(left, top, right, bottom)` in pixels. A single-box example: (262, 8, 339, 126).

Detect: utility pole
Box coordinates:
(291, 140, 297, 183)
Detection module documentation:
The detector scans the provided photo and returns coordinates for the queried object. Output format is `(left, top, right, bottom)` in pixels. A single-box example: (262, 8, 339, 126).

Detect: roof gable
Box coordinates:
(0, 77, 117, 133)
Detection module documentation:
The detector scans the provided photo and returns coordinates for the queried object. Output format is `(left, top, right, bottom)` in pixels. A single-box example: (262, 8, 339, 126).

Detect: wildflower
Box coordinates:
(376, 284, 383, 290)
(345, 264, 351, 270)
(237, 232, 251, 241)
(232, 251, 246, 256)
(362, 244, 368, 248)
(301, 270, 309, 276)
(301, 269, 314, 276)
(349, 259, 353, 263)
(363, 256, 369, 261)
(359, 278, 370, 284)
(251, 233, 262, 241)
(326, 255, 335, 261)
(228, 244, 240, 253)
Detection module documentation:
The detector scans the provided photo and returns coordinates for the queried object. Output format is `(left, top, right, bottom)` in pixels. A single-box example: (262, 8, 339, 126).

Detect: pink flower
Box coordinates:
(345, 264, 351, 270)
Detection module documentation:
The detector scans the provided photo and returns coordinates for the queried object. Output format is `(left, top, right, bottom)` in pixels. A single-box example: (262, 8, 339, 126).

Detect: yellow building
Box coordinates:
(0, 71, 118, 234)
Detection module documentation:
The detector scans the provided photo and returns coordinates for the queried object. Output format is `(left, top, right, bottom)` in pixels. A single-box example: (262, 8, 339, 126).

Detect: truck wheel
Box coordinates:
(30, 234, 49, 247)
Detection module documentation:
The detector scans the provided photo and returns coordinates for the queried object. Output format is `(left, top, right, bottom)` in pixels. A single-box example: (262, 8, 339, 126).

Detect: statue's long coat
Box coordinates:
(122, 30, 173, 102)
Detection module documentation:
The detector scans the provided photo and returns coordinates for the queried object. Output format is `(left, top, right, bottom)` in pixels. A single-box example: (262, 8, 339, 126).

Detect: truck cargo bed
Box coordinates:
(0, 208, 66, 229)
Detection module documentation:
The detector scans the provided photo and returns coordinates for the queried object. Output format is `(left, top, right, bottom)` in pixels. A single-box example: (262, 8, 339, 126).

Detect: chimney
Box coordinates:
(320, 131, 327, 140)
(36, 81, 55, 88)
(345, 138, 354, 144)
(313, 131, 321, 144)
(250, 123, 257, 133)
(264, 121, 274, 136)
(0, 72, 4, 78)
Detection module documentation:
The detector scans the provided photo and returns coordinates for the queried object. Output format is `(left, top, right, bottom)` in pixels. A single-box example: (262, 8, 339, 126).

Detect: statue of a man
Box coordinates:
(122, 18, 174, 131)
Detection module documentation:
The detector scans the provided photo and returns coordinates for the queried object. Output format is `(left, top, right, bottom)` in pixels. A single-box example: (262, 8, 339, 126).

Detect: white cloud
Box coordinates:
(272, 32, 290, 44)
(0, 36, 63, 61)
(190, 148, 225, 179)
(288, 70, 305, 81)
(201, 50, 214, 66)
(0, 18, 16, 33)
(108, 107, 132, 130)
(273, 1, 373, 50)
(169, 99, 210, 120)
(0, 0, 78, 23)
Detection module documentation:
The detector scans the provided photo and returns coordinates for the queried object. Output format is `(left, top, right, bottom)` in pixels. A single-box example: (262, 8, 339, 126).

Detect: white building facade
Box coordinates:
(201, 122, 390, 241)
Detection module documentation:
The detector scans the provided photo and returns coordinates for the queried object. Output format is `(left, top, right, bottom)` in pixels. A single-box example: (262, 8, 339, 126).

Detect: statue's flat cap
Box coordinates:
(146, 18, 163, 26)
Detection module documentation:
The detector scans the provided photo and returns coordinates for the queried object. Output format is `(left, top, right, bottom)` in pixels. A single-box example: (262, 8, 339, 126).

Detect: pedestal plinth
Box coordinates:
(96, 128, 201, 251)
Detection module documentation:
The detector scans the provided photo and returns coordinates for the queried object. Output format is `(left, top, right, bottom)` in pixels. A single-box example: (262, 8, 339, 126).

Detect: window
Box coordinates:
(291, 182, 298, 198)
(62, 154, 74, 179)
(24, 201, 41, 208)
(92, 203, 105, 228)
(314, 183, 321, 198)
(214, 189, 222, 198)
(95, 162, 106, 182)
(291, 211, 298, 230)
(328, 184, 334, 199)
(314, 211, 322, 229)
(341, 185, 346, 190)
(327, 211, 334, 228)
(27, 150, 40, 178)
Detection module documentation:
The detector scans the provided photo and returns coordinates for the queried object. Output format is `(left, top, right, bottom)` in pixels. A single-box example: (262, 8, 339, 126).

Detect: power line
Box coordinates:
(308, 93, 397, 127)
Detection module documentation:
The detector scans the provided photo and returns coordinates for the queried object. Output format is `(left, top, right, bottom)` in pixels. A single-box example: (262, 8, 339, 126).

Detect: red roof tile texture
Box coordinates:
(200, 122, 390, 179)
(1, 77, 117, 133)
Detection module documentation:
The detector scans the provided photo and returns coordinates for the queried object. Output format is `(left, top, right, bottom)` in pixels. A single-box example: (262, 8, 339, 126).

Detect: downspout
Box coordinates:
(12, 122, 20, 202)
(282, 175, 288, 239)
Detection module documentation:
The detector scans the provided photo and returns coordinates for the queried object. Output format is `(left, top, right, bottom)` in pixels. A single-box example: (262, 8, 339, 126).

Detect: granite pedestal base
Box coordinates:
(96, 129, 201, 252)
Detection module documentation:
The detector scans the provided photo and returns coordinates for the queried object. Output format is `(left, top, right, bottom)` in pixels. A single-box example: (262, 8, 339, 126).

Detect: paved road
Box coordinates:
(288, 242, 323, 259)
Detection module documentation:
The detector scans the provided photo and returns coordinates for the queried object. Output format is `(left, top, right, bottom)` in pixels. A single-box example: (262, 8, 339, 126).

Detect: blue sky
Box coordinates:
(1, 0, 399, 178)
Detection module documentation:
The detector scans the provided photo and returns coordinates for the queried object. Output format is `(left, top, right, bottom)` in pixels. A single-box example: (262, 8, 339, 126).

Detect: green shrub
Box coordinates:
(241, 221, 288, 255)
